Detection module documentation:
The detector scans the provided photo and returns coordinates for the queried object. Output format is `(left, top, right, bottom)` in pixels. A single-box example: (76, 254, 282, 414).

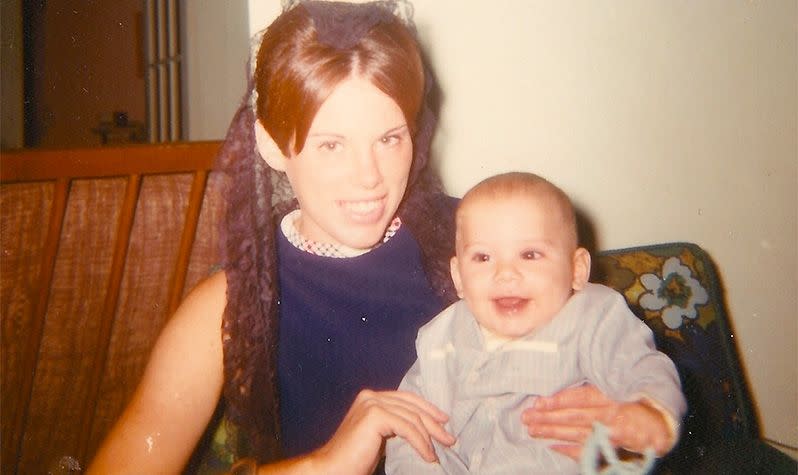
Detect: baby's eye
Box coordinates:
(472, 253, 490, 263)
(522, 250, 542, 260)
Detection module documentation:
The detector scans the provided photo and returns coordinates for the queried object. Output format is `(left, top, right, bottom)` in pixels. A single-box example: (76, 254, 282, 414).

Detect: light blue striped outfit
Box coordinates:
(385, 283, 686, 475)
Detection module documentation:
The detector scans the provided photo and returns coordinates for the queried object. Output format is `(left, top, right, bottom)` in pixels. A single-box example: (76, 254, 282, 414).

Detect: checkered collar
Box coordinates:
(280, 209, 401, 258)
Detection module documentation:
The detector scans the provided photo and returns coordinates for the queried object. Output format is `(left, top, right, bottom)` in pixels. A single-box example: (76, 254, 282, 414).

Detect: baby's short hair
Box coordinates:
(457, 172, 579, 248)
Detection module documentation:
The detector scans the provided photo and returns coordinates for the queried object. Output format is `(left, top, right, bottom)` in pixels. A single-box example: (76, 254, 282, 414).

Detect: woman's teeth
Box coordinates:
(342, 200, 381, 214)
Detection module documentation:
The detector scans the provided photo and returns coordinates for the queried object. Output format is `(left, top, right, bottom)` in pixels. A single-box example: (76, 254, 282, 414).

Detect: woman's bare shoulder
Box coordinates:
(132, 269, 230, 412)
(147, 269, 228, 398)
(168, 271, 228, 331)
(184, 270, 228, 309)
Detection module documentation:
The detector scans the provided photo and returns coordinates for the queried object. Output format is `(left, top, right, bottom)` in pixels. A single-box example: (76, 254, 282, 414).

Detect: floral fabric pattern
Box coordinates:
(639, 256, 709, 329)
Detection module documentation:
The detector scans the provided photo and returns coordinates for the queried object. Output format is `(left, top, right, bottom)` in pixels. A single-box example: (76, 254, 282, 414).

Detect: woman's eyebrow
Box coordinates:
(307, 132, 345, 139)
(307, 124, 408, 140)
(382, 124, 409, 135)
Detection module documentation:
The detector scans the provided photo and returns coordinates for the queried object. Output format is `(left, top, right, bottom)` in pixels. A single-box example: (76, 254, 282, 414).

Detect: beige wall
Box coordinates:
(182, 0, 250, 141)
(248, 0, 797, 454)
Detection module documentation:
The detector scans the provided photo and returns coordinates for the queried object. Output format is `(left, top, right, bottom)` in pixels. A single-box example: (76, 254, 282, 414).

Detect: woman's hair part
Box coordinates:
(253, 1, 425, 158)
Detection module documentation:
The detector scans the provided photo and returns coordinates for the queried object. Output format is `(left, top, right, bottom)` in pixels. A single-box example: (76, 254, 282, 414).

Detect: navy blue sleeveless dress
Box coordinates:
(276, 223, 445, 458)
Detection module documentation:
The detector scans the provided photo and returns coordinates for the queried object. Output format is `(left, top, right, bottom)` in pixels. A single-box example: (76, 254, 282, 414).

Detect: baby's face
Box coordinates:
(450, 193, 587, 339)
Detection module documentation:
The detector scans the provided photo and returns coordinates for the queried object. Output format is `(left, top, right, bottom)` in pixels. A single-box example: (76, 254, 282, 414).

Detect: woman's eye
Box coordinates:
(319, 141, 341, 152)
(472, 253, 490, 263)
(380, 134, 401, 146)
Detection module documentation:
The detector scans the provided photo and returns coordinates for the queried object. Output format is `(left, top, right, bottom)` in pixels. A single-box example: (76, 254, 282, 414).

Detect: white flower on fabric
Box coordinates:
(639, 257, 709, 329)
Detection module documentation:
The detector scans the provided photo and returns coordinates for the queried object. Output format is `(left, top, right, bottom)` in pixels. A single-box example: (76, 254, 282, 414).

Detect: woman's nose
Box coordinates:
(352, 147, 382, 188)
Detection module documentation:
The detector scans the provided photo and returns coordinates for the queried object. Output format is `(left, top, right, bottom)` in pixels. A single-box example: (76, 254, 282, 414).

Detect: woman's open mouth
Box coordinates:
(339, 198, 385, 223)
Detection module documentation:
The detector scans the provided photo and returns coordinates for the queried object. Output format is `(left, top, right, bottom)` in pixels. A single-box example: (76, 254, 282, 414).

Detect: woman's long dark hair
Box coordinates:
(216, 2, 457, 461)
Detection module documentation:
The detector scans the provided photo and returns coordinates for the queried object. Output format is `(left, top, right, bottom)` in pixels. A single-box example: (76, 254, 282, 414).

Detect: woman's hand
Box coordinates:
(310, 389, 456, 475)
(521, 384, 672, 460)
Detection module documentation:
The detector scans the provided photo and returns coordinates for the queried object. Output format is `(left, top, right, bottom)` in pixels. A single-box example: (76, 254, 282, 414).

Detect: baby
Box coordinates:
(385, 172, 686, 475)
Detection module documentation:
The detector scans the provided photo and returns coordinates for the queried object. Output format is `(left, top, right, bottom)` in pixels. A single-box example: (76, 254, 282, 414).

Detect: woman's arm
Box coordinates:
(87, 272, 228, 474)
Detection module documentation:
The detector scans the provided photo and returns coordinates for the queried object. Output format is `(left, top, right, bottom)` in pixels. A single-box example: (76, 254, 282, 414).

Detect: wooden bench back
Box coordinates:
(1, 142, 222, 474)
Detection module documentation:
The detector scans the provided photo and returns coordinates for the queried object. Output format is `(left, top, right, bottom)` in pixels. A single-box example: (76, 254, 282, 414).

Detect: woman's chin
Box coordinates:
(340, 232, 385, 251)
(336, 217, 394, 250)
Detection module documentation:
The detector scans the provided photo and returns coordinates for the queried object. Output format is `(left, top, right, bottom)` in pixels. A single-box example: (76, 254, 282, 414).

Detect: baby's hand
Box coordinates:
(609, 401, 673, 456)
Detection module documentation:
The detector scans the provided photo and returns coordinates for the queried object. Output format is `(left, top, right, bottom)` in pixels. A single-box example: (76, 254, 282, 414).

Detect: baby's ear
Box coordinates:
(254, 119, 289, 171)
(450, 256, 465, 299)
(571, 247, 591, 291)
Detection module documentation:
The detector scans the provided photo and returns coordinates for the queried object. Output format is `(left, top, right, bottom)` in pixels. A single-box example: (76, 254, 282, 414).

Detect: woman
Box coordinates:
(88, 2, 655, 474)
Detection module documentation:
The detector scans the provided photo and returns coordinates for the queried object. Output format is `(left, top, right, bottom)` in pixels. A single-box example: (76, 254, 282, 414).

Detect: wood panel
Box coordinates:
(86, 173, 193, 459)
(0, 141, 221, 474)
(0, 183, 53, 472)
(183, 172, 225, 294)
(18, 178, 125, 473)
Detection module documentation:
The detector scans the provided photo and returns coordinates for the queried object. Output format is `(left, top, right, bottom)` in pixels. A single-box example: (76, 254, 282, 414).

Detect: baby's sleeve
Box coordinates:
(578, 286, 687, 445)
(384, 359, 449, 475)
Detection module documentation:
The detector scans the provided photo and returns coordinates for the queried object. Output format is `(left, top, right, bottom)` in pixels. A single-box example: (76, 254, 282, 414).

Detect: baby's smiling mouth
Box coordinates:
(492, 297, 529, 314)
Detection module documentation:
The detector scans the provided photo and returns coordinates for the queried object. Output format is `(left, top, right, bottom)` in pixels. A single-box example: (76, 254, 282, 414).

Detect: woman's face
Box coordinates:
(281, 77, 413, 250)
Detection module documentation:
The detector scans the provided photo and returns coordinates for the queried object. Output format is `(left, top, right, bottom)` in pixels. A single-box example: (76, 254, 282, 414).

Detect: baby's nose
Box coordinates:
(494, 261, 521, 282)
